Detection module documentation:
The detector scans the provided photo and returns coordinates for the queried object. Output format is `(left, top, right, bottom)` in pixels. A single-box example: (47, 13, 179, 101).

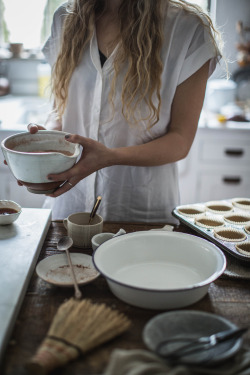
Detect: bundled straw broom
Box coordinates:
(26, 298, 131, 374)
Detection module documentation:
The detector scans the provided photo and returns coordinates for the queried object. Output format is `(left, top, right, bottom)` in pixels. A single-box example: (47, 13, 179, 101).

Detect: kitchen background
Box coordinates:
(0, 0, 249, 208)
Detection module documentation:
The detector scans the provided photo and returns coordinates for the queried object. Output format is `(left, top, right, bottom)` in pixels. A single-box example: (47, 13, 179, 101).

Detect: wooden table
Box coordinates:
(2, 221, 250, 375)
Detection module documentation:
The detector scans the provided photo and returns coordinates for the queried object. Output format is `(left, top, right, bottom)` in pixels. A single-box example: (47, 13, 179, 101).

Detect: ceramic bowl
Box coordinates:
(93, 231, 226, 310)
(91, 232, 115, 251)
(0, 200, 22, 225)
(1, 130, 80, 194)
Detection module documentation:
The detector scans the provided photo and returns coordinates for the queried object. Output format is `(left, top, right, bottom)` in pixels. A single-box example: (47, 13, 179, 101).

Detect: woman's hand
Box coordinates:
(27, 122, 46, 133)
(46, 134, 115, 197)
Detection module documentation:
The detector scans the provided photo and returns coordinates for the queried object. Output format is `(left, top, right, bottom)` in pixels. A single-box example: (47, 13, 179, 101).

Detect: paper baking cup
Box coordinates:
(224, 213, 250, 226)
(214, 228, 247, 242)
(232, 198, 250, 211)
(206, 201, 233, 214)
(195, 215, 224, 229)
(235, 241, 250, 257)
(177, 205, 205, 217)
(245, 224, 250, 235)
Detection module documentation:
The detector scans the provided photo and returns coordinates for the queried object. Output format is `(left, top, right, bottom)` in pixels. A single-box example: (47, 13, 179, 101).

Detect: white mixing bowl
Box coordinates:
(93, 231, 226, 310)
(1, 130, 80, 194)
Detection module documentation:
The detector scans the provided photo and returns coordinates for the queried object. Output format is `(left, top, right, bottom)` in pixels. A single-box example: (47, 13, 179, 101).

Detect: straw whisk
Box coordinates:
(26, 298, 131, 374)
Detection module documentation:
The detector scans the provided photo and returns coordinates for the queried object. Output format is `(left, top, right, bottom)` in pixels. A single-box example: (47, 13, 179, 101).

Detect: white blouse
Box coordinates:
(42, 2, 219, 223)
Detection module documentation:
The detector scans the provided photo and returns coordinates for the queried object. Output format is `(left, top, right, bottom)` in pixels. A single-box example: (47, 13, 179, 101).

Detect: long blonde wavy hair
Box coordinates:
(52, 0, 221, 128)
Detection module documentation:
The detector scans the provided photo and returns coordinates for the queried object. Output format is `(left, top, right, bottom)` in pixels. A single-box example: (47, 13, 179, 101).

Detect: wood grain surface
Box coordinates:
(2, 221, 250, 375)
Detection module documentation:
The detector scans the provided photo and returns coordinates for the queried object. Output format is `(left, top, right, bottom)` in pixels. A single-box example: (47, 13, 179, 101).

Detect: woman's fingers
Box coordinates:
(46, 134, 114, 198)
(47, 162, 85, 183)
(27, 123, 46, 133)
(65, 133, 96, 148)
(46, 178, 79, 197)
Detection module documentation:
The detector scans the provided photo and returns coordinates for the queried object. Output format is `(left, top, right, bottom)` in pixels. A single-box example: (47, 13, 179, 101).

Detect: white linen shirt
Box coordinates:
(42, 3, 219, 223)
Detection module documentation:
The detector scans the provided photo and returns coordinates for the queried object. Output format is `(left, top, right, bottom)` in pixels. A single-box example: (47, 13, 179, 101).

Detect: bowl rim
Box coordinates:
(93, 231, 227, 293)
(91, 232, 114, 245)
(1, 130, 80, 157)
(0, 199, 22, 214)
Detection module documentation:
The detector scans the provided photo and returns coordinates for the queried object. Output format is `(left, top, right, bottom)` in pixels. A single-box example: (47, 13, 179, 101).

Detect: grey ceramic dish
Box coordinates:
(143, 310, 243, 365)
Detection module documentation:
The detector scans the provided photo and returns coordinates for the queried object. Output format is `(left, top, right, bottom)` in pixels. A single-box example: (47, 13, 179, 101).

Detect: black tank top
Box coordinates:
(99, 49, 107, 67)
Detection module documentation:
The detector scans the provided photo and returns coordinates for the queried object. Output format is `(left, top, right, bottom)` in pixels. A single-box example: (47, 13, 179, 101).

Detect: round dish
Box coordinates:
(36, 253, 100, 286)
(93, 231, 226, 310)
(143, 310, 243, 365)
(0, 200, 22, 225)
(1, 130, 80, 194)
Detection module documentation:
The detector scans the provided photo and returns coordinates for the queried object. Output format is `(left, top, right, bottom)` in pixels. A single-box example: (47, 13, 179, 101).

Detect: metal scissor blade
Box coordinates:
(162, 327, 248, 360)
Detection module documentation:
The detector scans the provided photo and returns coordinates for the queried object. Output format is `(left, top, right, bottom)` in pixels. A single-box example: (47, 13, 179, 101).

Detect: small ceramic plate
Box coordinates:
(36, 253, 100, 287)
(143, 310, 243, 365)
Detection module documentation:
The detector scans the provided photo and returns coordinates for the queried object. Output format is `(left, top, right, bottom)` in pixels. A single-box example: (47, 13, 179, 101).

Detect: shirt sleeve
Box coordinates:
(177, 20, 221, 85)
(42, 4, 67, 67)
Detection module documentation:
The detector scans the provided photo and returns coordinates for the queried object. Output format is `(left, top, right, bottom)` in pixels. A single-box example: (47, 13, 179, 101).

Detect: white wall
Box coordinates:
(211, 0, 250, 79)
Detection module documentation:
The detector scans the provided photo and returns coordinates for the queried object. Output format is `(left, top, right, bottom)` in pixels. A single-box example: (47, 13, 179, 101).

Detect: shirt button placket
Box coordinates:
(90, 72, 102, 141)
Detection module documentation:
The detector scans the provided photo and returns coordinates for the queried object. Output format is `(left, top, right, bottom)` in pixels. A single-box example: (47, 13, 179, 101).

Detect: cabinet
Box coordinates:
(178, 124, 250, 205)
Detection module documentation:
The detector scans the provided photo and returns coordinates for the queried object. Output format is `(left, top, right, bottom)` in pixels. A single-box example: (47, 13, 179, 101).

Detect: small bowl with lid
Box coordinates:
(1, 130, 80, 194)
(0, 200, 22, 225)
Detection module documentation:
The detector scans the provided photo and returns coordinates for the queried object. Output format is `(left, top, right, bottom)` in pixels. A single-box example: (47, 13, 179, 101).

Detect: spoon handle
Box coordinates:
(65, 249, 82, 300)
(89, 196, 102, 224)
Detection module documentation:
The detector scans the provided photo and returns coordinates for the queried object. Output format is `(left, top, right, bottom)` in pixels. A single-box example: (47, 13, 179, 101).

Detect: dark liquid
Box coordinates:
(0, 208, 18, 215)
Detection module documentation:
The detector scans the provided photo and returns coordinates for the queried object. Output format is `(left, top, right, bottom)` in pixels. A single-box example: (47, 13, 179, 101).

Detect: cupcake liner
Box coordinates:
(235, 241, 250, 257)
(195, 215, 224, 229)
(214, 227, 247, 242)
(206, 201, 233, 214)
(245, 225, 250, 235)
(177, 205, 205, 217)
(232, 198, 250, 211)
(224, 213, 250, 226)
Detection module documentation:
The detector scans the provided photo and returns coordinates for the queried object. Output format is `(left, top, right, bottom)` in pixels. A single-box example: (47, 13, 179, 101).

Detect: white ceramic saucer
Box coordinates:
(143, 310, 243, 365)
(36, 253, 100, 287)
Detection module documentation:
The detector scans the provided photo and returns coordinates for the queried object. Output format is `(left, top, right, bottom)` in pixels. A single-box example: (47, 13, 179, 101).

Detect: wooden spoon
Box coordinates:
(57, 236, 82, 300)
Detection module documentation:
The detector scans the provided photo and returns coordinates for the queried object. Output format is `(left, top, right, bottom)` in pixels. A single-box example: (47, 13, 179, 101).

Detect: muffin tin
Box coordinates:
(172, 198, 250, 263)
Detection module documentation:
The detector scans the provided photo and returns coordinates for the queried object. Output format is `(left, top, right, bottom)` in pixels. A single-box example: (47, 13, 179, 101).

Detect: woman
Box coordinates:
(29, 0, 221, 222)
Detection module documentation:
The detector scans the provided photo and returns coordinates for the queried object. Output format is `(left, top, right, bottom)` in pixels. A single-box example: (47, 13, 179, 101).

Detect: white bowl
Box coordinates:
(0, 200, 22, 225)
(1, 130, 80, 194)
(93, 231, 226, 310)
(91, 232, 115, 251)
